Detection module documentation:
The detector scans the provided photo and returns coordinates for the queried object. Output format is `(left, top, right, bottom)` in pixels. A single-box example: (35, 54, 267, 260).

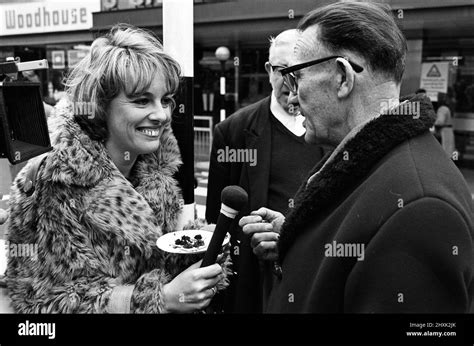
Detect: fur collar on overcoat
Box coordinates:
(277, 94, 437, 263)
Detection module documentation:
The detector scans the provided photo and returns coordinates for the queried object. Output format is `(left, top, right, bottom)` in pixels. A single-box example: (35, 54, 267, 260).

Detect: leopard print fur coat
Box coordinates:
(6, 101, 230, 313)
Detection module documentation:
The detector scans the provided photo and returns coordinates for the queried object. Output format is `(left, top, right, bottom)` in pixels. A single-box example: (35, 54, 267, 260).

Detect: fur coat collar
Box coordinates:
(48, 100, 181, 188)
(278, 94, 437, 263)
(44, 100, 183, 233)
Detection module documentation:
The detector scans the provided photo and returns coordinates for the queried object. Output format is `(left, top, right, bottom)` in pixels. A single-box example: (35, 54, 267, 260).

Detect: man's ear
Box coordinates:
(335, 57, 355, 99)
(264, 62, 272, 76)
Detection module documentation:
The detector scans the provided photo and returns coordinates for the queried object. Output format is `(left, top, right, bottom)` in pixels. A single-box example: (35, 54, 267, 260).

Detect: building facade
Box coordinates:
(2, 0, 474, 163)
(0, 0, 100, 100)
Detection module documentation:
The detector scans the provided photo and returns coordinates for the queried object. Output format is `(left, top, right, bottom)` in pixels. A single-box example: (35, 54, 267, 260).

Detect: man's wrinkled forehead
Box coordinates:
(294, 26, 323, 63)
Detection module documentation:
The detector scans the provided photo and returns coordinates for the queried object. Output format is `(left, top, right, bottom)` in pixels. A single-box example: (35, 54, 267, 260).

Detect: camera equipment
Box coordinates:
(0, 57, 52, 164)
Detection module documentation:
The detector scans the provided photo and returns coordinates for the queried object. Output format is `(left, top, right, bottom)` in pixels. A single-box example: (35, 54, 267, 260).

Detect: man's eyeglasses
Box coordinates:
(280, 56, 364, 94)
(269, 63, 286, 73)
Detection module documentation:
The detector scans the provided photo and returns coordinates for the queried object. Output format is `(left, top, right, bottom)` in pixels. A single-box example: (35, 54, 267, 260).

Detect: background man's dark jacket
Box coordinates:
(267, 95, 474, 313)
(206, 96, 324, 312)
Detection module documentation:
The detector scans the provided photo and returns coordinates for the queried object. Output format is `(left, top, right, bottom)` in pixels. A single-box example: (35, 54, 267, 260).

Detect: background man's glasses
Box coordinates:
(280, 56, 364, 94)
(269, 63, 294, 90)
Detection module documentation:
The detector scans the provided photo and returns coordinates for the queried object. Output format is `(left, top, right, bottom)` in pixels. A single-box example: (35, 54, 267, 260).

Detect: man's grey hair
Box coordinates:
(298, 1, 407, 83)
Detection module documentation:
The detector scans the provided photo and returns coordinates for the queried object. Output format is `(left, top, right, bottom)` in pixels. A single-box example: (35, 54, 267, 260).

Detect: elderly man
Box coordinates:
(206, 29, 325, 312)
(240, 1, 473, 313)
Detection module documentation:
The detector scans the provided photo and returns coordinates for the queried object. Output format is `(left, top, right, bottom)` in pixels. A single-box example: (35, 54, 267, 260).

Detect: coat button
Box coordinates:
(272, 262, 282, 279)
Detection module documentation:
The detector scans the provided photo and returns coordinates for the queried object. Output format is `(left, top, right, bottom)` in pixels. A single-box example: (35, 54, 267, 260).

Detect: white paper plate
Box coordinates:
(156, 230, 230, 255)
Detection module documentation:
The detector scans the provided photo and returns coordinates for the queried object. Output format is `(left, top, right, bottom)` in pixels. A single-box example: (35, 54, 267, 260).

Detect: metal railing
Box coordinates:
(194, 115, 213, 162)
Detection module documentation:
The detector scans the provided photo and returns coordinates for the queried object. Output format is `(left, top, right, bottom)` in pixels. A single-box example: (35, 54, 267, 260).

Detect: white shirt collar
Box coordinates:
(270, 92, 306, 137)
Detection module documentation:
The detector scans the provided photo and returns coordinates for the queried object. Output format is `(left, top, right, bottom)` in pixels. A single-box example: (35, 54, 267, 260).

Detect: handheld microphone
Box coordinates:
(201, 185, 248, 267)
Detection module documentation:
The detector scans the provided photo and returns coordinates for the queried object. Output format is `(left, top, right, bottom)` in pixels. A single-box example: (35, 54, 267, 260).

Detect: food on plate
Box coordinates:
(173, 234, 205, 249)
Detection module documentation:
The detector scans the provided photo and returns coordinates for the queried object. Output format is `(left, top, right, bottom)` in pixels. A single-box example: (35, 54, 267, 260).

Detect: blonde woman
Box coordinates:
(6, 24, 230, 313)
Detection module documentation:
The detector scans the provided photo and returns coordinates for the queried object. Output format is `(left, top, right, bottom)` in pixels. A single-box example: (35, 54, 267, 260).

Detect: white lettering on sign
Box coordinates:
(0, 0, 100, 36)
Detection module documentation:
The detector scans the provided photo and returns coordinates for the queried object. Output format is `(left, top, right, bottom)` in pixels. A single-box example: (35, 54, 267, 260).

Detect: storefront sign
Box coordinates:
(420, 62, 449, 102)
(52, 51, 65, 69)
(67, 49, 88, 68)
(0, 0, 100, 36)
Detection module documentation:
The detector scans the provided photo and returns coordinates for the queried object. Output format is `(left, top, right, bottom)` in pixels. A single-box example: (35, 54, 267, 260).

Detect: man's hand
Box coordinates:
(239, 207, 285, 261)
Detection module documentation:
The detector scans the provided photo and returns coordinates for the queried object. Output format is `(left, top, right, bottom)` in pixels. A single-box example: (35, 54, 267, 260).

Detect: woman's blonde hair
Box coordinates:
(65, 23, 181, 141)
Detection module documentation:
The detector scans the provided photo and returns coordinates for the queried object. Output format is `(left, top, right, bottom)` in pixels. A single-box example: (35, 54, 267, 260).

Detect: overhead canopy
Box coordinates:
(91, 0, 474, 47)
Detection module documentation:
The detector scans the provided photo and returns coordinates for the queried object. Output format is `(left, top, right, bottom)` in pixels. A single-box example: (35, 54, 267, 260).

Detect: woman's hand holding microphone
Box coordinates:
(161, 260, 224, 313)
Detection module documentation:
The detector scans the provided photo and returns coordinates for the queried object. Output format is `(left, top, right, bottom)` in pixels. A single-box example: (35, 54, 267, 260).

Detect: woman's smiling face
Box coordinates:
(105, 70, 175, 160)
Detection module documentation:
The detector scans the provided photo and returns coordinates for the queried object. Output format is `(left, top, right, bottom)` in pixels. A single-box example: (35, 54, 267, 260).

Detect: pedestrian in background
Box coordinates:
(435, 92, 455, 157)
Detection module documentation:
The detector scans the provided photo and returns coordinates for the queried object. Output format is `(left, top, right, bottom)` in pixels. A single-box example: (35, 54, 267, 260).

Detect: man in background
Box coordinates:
(206, 29, 326, 313)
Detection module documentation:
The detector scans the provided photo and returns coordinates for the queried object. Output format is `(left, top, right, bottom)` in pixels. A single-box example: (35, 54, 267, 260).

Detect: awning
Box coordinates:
(0, 30, 94, 47)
